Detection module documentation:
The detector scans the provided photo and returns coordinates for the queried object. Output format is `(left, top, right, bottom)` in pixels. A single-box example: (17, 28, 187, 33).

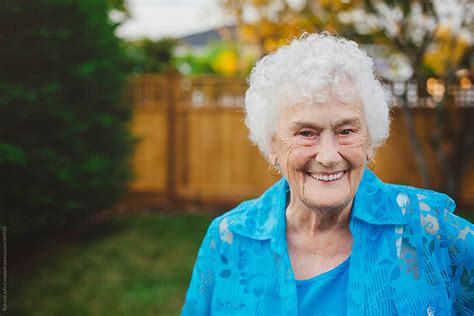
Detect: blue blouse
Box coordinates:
(296, 256, 350, 315)
(182, 169, 474, 315)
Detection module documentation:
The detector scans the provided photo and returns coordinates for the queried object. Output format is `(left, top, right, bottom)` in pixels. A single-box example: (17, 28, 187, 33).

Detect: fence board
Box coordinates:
(129, 110, 168, 192)
(175, 109, 279, 201)
(128, 75, 169, 194)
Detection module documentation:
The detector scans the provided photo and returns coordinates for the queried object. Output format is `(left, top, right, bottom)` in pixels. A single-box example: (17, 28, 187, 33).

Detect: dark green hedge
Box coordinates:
(0, 0, 136, 236)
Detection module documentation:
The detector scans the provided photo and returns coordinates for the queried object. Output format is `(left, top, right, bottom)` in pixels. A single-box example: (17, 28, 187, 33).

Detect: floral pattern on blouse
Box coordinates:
(182, 169, 474, 315)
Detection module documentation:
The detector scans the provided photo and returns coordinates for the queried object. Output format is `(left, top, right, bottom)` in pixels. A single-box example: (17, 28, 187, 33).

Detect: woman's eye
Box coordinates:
(339, 129, 354, 136)
(298, 130, 314, 137)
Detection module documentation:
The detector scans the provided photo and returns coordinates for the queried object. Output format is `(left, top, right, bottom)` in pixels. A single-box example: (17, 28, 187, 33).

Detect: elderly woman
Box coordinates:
(181, 34, 474, 315)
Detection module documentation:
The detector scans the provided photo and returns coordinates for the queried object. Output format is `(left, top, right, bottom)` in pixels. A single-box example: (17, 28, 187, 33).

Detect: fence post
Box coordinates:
(166, 73, 177, 204)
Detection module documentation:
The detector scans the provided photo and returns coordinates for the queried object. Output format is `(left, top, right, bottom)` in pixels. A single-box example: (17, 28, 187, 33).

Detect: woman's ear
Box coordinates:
(269, 153, 276, 166)
(268, 137, 277, 165)
(365, 135, 375, 161)
(366, 147, 375, 162)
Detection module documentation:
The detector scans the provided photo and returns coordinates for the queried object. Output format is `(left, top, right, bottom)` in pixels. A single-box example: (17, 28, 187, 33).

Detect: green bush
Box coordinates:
(0, 0, 136, 236)
(122, 38, 177, 74)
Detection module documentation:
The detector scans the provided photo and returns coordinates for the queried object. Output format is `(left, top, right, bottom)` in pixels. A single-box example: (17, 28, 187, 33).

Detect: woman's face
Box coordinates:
(270, 89, 371, 214)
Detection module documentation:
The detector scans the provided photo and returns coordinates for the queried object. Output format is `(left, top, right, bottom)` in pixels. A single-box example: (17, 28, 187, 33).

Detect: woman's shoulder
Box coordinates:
(205, 178, 289, 243)
(384, 181, 456, 213)
(383, 181, 474, 241)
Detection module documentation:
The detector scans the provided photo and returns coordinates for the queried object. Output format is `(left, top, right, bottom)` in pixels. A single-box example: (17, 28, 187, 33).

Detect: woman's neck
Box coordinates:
(285, 197, 352, 235)
(285, 200, 353, 263)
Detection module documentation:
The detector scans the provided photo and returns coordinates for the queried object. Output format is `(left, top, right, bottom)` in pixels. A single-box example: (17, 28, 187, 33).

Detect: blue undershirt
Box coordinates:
(295, 256, 350, 316)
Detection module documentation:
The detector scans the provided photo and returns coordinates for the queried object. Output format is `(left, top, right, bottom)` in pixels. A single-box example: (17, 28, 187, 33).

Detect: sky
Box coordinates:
(115, 0, 234, 40)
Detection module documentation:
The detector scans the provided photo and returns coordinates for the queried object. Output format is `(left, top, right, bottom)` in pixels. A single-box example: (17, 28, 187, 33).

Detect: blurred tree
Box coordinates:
(211, 48, 239, 76)
(0, 0, 136, 236)
(175, 53, 216, 76)
(221, 0, 474, 202)
(175, 42, 253, 76)
(220, 0, 363, 57)
(122, 38, 178, 74)
(107, 0, 129, 16)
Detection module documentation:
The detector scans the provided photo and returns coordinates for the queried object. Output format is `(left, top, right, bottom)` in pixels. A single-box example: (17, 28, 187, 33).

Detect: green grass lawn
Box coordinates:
(9, 213, 213, 316)
(9, 209, 473, 316)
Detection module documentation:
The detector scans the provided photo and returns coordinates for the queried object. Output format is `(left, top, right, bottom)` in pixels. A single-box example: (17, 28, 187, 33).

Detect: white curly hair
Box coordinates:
(244, 33, 393, 160)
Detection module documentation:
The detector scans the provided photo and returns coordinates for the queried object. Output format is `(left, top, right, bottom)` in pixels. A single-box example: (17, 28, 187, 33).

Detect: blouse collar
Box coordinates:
(227, 169, 407, 245)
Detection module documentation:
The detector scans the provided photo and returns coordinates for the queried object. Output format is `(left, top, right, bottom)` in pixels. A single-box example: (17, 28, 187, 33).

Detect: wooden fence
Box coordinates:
(126, 74, 474, 209)
(127, 74, 280, 208)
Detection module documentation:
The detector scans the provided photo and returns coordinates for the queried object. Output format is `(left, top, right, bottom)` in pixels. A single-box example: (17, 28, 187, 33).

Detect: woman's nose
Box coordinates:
(314, 133, 342, 167)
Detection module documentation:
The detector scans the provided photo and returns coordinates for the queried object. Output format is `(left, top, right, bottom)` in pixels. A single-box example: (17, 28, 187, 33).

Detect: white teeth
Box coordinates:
(310, 171, 344, 181)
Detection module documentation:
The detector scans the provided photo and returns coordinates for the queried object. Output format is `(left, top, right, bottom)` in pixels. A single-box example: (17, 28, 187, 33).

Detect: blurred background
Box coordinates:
(1, 0, 473, 315)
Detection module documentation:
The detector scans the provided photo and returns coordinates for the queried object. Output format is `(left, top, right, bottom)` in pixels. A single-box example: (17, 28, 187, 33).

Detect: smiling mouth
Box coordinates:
(308, 170, 347, 182)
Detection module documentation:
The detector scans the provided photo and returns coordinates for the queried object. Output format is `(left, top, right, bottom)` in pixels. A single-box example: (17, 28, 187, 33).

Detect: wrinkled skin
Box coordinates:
(270, 86, 372, 229)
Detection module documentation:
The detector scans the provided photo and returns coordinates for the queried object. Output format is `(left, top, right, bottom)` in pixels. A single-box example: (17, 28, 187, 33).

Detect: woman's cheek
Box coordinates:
(339, 138, 369, 166)
(287, 144, 317, 167)
(339, 134, 369, 150)
(284, 149, 308, 202)
(279, 143, 311, 181)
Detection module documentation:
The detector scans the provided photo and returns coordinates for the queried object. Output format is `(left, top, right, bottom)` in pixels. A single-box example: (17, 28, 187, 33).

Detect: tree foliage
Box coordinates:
(221, 0, 363, 56)
(122, 38, 178, 74)
(0, 0, 136, 235)
(175, 42, 254, 76)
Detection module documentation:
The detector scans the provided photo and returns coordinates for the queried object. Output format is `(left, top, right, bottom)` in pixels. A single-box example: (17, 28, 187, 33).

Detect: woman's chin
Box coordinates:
(302, 172, 353, 211)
